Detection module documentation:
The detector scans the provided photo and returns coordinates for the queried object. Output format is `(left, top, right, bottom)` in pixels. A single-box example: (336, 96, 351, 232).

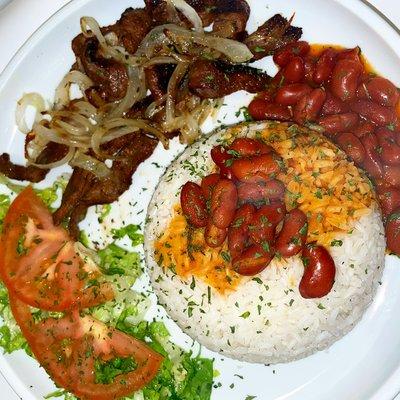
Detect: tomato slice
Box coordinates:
(0, 187, 113, 311)
(10, 295, 163, 400)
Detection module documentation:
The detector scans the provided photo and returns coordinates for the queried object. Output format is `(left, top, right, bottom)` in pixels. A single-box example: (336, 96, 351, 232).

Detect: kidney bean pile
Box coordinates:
(247, 41, 400, 255)
(180, 138, 336, 298)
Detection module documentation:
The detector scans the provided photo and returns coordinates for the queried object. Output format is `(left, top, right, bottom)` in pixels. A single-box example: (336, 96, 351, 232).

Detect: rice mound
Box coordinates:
(144, 122, 386, 364)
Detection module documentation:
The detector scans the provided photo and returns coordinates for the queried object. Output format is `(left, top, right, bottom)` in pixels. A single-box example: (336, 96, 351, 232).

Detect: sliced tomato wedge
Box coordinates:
(0, 187, 113, 311)
(10, 295, 163, 400)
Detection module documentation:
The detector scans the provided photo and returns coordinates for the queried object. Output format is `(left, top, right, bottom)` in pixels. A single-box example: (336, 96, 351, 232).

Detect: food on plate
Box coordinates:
(247, 42, 400, 255)
(145, 121, 385, 363)
(0, 0, 301, 240)
(0, 186, 214, 400)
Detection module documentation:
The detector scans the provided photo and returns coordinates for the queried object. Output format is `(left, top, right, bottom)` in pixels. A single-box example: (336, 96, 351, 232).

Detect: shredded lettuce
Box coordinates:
(0, 194, 10, 232)
(111, 224, 144, 247)
(35, 178, 67, 208)
(97, 204, 112, 223)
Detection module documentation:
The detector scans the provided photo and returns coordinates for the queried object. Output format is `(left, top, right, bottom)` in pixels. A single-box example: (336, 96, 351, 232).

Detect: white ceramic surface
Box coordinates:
(0, 1, 400, 399)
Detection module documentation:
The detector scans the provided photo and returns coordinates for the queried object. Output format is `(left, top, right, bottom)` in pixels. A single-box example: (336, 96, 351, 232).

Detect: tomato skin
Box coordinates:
(210, 179, 238, 229)
(248, 99, 292, 122)
(350, 99, 397, 126)
(282, 56, 305, 83)
(377, 187, 400, 217)
(229, 138, 272, 157)
(293, 88, 326, 125)
(248, 203, 286, 244)
(228, 204, 255, 259)
(382, 164, 400, 187)
(336, 132, 366, 165)
(231, 153, 284, 181)
(275, 83, 312, 106)
(386, 210, 400, 255)
(232, 244, 274, 276)
(318, 113, 359, 136)
(273, 41, 310, 67)
(201, 173, 220, 200)
(313, 48, 337, 84)
(299, 243, 336, 298)
(10, 296, 163, 400)
(0, 187, 114, 311)
(180, 182, 208, 228)
(205, 220, 227, 248)
(337, 46, 361, 62)
(275, 209, 307, 257)
(330, 59, 362, 102)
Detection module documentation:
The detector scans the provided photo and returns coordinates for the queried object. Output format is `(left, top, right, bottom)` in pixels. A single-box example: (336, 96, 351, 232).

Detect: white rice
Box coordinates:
(144, 122, 386, 364)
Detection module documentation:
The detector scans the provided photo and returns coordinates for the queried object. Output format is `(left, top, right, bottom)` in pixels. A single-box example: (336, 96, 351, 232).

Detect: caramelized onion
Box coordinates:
(16, 93, 47, 134)
(70, 150, 111, 178)
(169, 0, 203, 32)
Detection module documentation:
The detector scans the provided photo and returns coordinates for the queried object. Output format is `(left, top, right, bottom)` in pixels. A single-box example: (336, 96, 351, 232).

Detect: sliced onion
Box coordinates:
(34, 124, 89, 148)
(81, 16, 107, 46)
(109, 66, 146, 118)
(165, 62, 189, 127)
(16, 93, 47, 134)
(29, 146, 75, 169)
(70, 150, 111, 179)
(165, 25, 253, 63)
(143, 56, 178, 67)
(135, 25, 173, 58)
(169, 0, 203, 32)
(54, 71, 93, 110)
(145, 95, 167, 119)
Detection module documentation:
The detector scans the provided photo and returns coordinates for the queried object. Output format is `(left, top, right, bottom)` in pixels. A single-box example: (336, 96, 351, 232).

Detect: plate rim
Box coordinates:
(0, 0, 399, 399)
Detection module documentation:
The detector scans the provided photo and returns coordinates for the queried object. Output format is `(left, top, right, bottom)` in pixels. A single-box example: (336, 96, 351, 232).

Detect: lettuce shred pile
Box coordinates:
(0, 181, 213, 400)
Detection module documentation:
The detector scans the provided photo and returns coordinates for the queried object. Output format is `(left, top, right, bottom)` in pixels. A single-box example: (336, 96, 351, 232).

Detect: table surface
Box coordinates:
(0, 0, 399, 399)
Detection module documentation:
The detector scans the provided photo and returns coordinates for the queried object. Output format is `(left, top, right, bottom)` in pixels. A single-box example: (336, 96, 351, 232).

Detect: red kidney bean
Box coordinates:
(180, 182, 208, 228)
(303, 54, 317, 83)
(211, 145, 234, 179)
(248, 99, 292, 121)
(318, 113, 359, 136)
(249, 203, 286, 244)
(337, 46, 361, 62)
(376, 127, 400, 165)
(383, 164, 400, 187)
(229, 138, 273, 157)
(275, 83, 312, 106)
(385, 209, 400, 255)
(237, 178, 286, 203)
(201, 173, 220, 200)
(336, 132, 366, 165)
(360, 133, 383, 178)
(275, 208, 308, 257)
(313, 48, 337, 84)
(273, 41, 311, 67)
(282, 56, 305, 83)
(377, 187, 400, 217)
(330, 59, 363, 102)
(299, 243, 336, 298)
(232, 243, 275, 276)
(232, 153, 284, 182)
(228, 203, 255, 259)
(366, 77, 400, 107)
(293, 88, 327, 125)
(321, 92, 350, 115)
(210, 179, 238, 229)
(205, 220, 227, 248)
(350, 99, 397, 126)
(352, 121, 375, 138)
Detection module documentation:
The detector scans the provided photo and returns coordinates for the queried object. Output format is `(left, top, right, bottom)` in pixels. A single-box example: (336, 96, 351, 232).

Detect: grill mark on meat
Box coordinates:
(0, 142, 68, 183)
(188, 59, 271, 98)
(53, 132, 158, 238)
(244, 14, 303, 61)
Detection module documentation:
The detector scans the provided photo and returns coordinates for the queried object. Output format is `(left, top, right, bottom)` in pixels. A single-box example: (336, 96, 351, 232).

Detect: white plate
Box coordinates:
(0, 0, 400, 399)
